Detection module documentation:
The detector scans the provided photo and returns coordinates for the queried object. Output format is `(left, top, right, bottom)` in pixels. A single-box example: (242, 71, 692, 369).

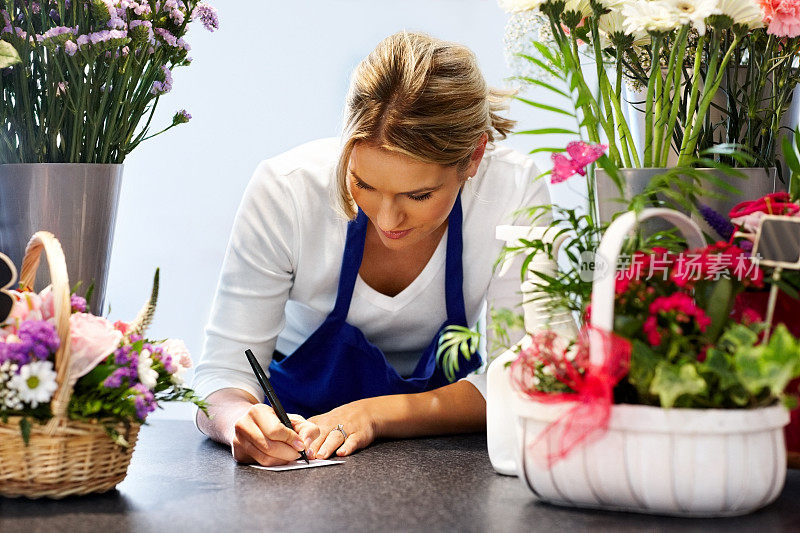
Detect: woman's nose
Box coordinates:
(376, 197, 404, 230)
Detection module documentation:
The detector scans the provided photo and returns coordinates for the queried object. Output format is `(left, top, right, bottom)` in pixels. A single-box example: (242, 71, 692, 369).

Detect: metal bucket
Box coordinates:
(595, 167, 782, 238)
(0, 164, 123, 312)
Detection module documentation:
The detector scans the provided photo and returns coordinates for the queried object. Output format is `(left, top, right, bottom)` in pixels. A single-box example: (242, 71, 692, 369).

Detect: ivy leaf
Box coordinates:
(650, 362, 707, 408)
(735, 324, 800, 397)
(702, 347, 740, 391)
(0, 40, 20, 69)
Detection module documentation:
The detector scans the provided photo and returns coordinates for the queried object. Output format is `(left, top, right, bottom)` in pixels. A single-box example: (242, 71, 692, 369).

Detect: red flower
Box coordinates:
(643, 293, 711, 347)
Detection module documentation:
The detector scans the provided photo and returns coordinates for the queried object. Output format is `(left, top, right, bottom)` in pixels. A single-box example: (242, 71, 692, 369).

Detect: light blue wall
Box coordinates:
(106, 0, 577, 393)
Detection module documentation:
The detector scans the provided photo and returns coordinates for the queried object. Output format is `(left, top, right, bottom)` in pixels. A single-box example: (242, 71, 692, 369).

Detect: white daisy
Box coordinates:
(564, 0, 593, 18)
(599, 11, 651, 47)
(714, 0, 765, 29)
(137, 349, 158, 390)
(664, 0, 719, 35)
(622, 0, 682, 35)
(9, 360, 58, 408)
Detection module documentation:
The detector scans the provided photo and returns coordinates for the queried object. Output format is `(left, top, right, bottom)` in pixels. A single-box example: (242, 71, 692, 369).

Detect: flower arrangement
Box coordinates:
(0, 269, 206, 444)
(500, 0, 800, 171)
(0, 0, 219, 163)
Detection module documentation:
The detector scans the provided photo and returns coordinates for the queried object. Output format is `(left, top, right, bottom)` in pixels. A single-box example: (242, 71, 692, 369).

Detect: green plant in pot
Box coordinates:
(0, 1, 218, 311)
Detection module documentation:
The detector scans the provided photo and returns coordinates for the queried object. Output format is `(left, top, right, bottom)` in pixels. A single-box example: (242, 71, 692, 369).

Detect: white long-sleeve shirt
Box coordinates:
(193, 137, 549, 405)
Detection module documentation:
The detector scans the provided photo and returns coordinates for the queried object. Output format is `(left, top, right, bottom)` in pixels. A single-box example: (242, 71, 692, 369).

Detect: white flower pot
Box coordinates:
(487, 225, 578, 476)
(513, 396, 789, 517)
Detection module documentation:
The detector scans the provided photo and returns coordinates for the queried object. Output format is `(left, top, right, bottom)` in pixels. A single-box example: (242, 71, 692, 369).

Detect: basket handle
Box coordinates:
(19, 231, 73, 419)
(589, 208, 705, 366)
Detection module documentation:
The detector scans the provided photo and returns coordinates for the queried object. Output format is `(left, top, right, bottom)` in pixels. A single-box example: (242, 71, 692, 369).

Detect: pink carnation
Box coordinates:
(158, 338, 192, 370)
(759, 0, 800, 37)
(68, 313, 123, 385)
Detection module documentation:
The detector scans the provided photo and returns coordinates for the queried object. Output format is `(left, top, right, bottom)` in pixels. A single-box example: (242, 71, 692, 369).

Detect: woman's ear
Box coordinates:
(465, 133, 489, 179)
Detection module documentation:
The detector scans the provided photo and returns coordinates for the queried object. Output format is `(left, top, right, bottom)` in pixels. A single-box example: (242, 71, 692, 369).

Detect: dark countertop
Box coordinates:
(1, 420, 799, 532)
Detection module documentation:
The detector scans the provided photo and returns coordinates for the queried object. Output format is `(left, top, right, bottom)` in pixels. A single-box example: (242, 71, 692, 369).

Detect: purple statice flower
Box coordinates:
(193, 2, 219, 32)
(1, 9, 10, 33)
(70, 294, 87, 313)
(40, 26, 78, 40)
(2, 320, 60, 365)
(698, 203, 734, 241)
(114, 344, 133, 366)
(108, 17, 126, 30)
(153, 27, 178, 47)
(64, 40, 77, 56)
(150, 65, 173, 95)
(172, 109, 191, 125)
(177, 37, 190, 52)
(131, 2, 152, 16)
(103, 368, 125, 388)
(49, 9, 60, 23)
(131, 383, 156, 420)
(31, 2, 41, 15)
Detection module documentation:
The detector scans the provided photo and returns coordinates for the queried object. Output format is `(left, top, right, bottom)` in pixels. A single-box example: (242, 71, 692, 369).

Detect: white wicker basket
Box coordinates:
(512, 208, 790, 516)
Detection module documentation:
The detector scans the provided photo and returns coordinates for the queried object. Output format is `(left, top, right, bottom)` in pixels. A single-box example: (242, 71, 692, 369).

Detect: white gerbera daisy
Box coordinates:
(564, 0, 593, 18)
(622, 0, 682, 35)
(714, 0, 765, 29)
(664, 0, 719, 35)
(9, 360, 58, 408)
(599, 11, 651, 47)
(137, 349, 158, 390)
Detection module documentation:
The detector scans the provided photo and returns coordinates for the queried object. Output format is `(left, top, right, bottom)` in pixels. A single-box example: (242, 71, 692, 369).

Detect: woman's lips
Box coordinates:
(381, 228, 413, 240)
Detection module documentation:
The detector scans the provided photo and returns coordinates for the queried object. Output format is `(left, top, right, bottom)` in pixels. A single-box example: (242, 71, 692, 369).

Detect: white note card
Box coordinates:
(250, 458, 344, 472)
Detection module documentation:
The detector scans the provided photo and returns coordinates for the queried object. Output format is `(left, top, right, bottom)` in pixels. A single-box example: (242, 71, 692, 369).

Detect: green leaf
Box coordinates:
(514, 53, 561, 79)
(514, 128, 578, 136)
(0, 40, 21, 69)
(529, 147, 566, 155)
(513, 96, 575, 117)
(702, 278, 734, 343)
(701, 347, 740, 391)
(628, 339, 660, 394)
(735, 325, 800, 397)
(650, 362, 707, 408)
(511, 76, 570, 98)
(20, 417, 31, 446)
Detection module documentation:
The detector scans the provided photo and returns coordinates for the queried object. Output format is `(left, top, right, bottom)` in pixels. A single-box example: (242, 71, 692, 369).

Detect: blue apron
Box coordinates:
(268, 195, 482, 418)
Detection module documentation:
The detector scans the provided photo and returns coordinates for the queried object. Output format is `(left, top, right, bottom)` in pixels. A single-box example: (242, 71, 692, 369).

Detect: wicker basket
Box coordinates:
(0, 231, 140, 499)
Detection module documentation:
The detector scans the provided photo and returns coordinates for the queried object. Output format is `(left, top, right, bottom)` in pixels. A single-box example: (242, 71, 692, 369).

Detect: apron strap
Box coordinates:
(444, 195, 468, 325)
(329, 208, 368, 322)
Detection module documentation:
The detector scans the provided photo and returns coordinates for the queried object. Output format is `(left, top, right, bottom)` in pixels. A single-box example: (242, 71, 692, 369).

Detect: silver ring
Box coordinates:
(332, 424, 347, 440)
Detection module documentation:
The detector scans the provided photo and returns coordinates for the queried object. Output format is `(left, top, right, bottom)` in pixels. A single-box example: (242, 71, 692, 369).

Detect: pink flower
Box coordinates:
(157, 338, 192, 370)
(113, 320, 130, 335)
(68, 313, 123, 385)
(6, 290, 44, 324)
(550, 142, 608, 184)
(759, 0, 800, 37)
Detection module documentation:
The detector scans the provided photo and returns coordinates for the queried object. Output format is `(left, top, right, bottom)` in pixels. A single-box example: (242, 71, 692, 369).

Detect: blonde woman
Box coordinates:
(194, 32, 549, 465)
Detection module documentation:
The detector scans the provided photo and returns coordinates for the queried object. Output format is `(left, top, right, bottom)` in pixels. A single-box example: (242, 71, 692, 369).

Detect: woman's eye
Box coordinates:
(408, 192, 433, 202)
(354, 179, 373, 191)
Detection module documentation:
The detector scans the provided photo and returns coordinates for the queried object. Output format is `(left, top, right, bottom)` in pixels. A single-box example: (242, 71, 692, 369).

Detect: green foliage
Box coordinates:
(626, 324, 800, 409)
(0, 40, 20, 68)
(436, 325, 480, 382)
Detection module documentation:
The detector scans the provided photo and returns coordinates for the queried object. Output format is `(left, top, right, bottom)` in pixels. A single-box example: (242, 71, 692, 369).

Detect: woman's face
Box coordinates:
(348, 140, 484, 251)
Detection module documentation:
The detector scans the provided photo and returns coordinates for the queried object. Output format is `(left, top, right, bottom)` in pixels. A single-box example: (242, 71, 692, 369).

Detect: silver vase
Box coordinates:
(595, 167, 782, 238)
(0, 164, 123, 312)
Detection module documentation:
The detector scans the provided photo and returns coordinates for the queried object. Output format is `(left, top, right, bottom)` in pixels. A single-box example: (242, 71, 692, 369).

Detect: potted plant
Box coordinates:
(508, 205, 800, 516)
(0, 231, 206, 499)
(0, 0, 219, 311)
(498, 0, 799, 220)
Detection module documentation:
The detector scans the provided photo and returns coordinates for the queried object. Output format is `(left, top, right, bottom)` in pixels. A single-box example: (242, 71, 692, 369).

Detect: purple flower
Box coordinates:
(0, 320, 60, 366)
(153, 27, 178, 48)
(64, 40, 77, 56)
(70, 294, 87, 313)
(129, 19, 154, 44)
(172, 109, 191, 125)
(131, 383, 156, 420)
(49, 9, 60, 24)
(103, 368, 125, 388)
(150, 65, 173, 95)
(193, 2, 219, 32)
(698, 203, 734, 241)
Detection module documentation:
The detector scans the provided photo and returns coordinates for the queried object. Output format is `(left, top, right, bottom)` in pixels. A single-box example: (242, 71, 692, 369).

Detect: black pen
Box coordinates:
(244, 349, 310, 464)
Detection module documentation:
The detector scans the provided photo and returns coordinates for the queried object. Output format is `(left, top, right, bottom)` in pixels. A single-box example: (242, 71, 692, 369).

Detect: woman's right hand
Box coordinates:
(231, 404, 321, 466)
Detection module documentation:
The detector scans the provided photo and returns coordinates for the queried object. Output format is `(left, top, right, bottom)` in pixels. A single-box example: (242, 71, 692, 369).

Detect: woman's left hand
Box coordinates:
(308, 400, 377, 459)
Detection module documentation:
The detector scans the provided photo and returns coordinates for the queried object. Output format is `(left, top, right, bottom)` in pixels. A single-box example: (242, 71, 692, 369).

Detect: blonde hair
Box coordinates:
(336, 31, 516, 219)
